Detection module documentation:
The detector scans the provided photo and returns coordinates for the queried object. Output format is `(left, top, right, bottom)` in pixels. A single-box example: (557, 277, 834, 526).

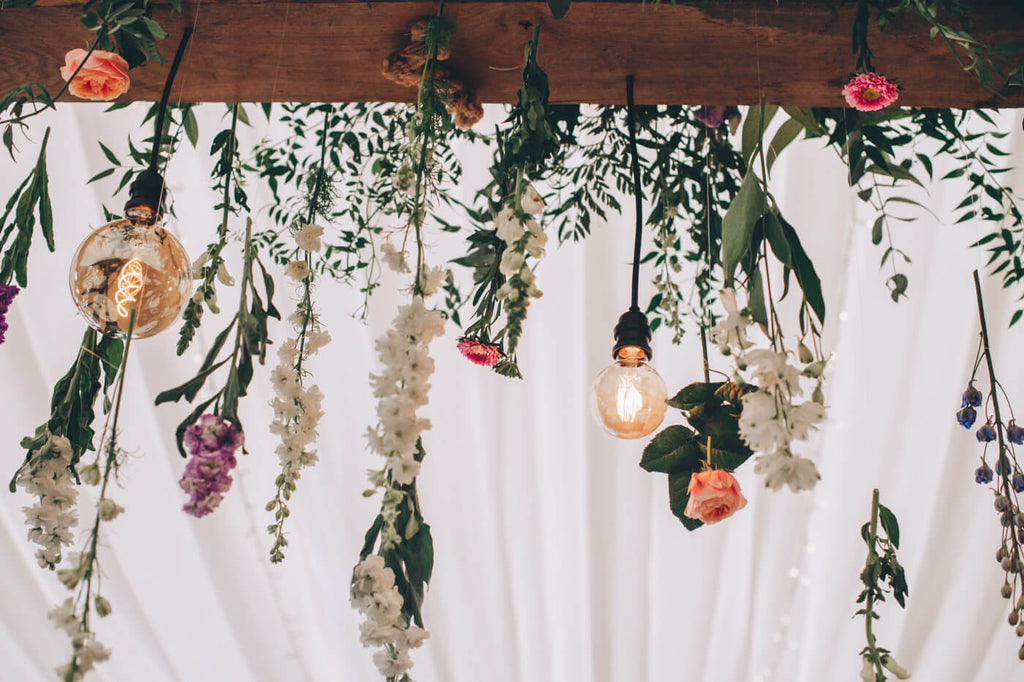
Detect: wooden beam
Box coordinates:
(1, 0, 1021, 107)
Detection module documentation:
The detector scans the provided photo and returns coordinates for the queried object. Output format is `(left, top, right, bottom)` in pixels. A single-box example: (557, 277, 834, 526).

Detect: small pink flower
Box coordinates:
(457, 337, 502, 367)
(842, 72, 899, 112)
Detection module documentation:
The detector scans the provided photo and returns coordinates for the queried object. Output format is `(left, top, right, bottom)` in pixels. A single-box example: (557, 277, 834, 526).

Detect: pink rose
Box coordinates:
(683, 469, 747, 524)
(60, 49, 130, 101)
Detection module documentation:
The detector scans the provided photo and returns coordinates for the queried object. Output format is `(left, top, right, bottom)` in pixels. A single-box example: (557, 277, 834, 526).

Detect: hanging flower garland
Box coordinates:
(352, 7, 455, 680)
(455, 25, 561, 378)
(266, 110, 334, 563)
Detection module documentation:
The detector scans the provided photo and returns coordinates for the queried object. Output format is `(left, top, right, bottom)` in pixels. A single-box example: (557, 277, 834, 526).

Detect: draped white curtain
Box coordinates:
(1, 103, 1022, 682)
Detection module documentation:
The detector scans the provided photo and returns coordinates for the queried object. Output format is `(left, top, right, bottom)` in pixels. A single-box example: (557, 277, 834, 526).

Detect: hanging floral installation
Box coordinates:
(0, 0, 1023, 678)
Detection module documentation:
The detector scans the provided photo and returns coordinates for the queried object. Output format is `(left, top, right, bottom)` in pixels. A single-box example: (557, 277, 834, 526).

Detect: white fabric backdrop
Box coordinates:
(1, 103, 1023, 682)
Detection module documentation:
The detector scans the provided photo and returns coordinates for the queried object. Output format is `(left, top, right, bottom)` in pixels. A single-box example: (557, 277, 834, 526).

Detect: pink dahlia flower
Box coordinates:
(842, 73, 899, 112)
(457, 338, 502, 367)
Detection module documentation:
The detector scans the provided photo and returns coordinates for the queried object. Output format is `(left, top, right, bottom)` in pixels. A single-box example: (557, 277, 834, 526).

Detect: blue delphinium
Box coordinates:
(957, 406, 978, 429)
(977, 422, 998, 443)
(977, 462, 994, 484)
(1008, 422, 1024, 445)
(962, 384, 983, 408)
(1013, 472, 1024, 494)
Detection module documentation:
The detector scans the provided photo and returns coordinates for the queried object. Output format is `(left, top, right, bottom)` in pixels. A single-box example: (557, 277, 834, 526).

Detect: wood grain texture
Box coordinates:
(0, 0, 1021, 107)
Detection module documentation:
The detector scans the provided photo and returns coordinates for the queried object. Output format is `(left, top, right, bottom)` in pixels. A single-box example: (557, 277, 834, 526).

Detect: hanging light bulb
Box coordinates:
(590, 76, 668, 439)
(69, 169, 191, 339)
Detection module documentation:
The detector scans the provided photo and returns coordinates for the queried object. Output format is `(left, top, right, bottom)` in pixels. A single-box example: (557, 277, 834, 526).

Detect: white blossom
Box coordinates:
(521, 184, 545, 215)
(381, 242, 410, 273)
(17, 434, 79, 568)
(883, 655, 911, 679)
(295, 223, 325, 253)
(753, 451, 820, 492)
(710, 288, 752, 352)
(284, 260, 311, 281)
(495, 207, 525, 243)
(499, 249, 525, 276)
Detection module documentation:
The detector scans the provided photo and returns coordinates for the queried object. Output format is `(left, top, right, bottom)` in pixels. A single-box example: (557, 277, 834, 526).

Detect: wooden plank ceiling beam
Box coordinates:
(1, 0, 1021, 107)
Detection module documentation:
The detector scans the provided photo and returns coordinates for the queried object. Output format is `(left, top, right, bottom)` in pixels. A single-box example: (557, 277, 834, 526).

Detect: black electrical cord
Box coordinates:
(625, 75, 644, 311)
(149, 25, 194, 170)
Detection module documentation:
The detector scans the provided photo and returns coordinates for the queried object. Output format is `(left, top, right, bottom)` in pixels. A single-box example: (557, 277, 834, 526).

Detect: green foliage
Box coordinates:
(82, 0, 176, 69)
(0, 84, 53, 157)
(641, 381, 752, 530)
(11, 328, 122, 491)
(156, 220, 279, 455)
(856, 489, 909, 681)
(0, 127, 53, 287)
(177, 104, 245, 354)
(359, 439, 435, 628)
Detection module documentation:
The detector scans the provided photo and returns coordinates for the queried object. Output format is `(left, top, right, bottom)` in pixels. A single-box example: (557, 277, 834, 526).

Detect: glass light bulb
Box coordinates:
(69, 207, 190, 339)
(590, 346, 668, 439)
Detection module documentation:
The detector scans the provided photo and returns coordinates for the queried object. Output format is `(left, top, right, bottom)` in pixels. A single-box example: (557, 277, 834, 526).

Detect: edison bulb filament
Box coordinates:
(115, 257, 145, 318)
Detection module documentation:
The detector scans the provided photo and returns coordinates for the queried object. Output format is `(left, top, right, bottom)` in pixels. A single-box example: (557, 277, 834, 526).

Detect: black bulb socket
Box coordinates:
(611, 307, 653, 361)
(123, 168, 167, 218)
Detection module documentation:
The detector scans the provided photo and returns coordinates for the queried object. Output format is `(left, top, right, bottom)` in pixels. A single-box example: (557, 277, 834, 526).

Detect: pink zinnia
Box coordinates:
(457, 338, 502, 367)
(842, 72, 899, 112)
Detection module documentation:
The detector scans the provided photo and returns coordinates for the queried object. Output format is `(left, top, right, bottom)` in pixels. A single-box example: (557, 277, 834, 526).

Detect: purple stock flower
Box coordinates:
(961, 383, 983, 408)
(179, 415, 242, 518)
(1008, 421, 1024, 445)
(957, 406, 977, 429)
(977, 422, 997, 443)
(0, 283, 20, 346)
(696, 106, 728, 128)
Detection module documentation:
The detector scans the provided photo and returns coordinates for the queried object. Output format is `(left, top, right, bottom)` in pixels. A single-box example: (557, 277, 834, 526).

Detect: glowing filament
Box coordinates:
(115, 258, 144, 318)
(617, 382, 643, 423)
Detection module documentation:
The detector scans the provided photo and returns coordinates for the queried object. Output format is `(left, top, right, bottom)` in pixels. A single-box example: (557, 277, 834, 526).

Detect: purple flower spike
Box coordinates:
(957, 406, 977, 429)
(0, 283, 20, 346)
(179, 415, 243, 518)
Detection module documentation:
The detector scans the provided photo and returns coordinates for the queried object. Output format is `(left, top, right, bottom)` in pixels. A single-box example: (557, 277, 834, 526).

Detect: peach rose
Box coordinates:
(683, 469, 747, 524)
(60, 49, 130, 101)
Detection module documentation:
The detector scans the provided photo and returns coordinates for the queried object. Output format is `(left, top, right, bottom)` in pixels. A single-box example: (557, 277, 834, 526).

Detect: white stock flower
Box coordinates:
(418, 265, 446, 297)
(284, 260, 310, 281)
(882, 655, 911, 679)
(380, 242, 410, 273)
(710, 288, 752, 352)
(860, 656, 876, 682)
(753, 452, 820, 492)
(738, 391, 787, 454)
(525, 229, 548, 258)
(495, 207, 525, 243)
(373, 648, 413, 678)
(499, 249, 525, 276)
(521, 184, 545, 215)
(295, 223, 325, 253)
(744, 348, 802, 396)
(389, 452, 421, 486)
(786, 400, 827, 440)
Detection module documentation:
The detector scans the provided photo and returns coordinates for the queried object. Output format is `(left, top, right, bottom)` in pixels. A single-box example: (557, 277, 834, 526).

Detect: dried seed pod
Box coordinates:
(1011, 610, 1020, 626)
(448, 87, 484, 130)
(382, 51, 424, 87)
(1017, 622, 1024, 637)
(999, 547, 1008, 562)
(1003, 582, 1013, 598)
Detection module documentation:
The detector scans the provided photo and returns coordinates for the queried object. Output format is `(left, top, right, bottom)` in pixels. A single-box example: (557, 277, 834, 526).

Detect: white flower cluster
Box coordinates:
(495, 185, 547, 304)
(712, 289, 827, 493)
(365, 295, 445, 498)
(284, 223, 326, 280)
(351, 555, 429, 680)
(49, 598, 111, 681)
(17, 434, 78, 569)
(270, 329, 329, 475)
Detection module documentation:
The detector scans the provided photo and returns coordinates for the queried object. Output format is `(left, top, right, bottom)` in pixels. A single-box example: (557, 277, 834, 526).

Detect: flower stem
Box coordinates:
(864, 487, 885, 679)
